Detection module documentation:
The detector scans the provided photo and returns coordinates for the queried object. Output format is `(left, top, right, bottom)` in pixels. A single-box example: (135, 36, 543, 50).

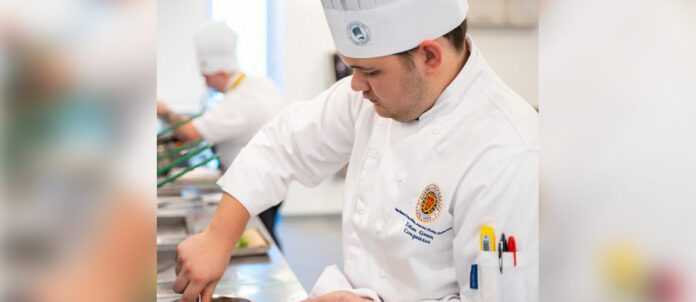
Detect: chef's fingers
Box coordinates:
(200, 281, 217, 302)
(180, 276, 207, 302)
(175, 251, 182, 276)
(172, 272, 190, 294)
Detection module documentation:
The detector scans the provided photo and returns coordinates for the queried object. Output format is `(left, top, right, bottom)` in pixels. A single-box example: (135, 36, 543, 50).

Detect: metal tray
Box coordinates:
(157, 212, 196, 250)
(232, 228, 271, 258)
(157, 227, 271, 273)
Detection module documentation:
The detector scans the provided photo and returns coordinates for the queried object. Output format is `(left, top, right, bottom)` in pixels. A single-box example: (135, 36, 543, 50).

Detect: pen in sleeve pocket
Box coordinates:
(498, 241, 503, 274)
(507, 235, 517, 266)
(501, 233, 508, 252)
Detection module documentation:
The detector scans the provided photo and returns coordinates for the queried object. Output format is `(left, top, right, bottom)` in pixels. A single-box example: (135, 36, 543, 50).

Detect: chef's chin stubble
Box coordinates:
(392, 68, 428, 122)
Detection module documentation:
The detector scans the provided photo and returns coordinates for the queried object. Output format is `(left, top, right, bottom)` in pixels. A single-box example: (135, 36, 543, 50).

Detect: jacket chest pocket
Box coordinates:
(472, 251, 529, 302)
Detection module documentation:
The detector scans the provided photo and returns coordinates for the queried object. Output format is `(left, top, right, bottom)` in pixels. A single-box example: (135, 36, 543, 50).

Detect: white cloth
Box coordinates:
(193, 74, 283, 168)
(309, 265, 382, 301)
(194, 21, 239, 74)
(218, 37, 538, 301)
(321, 0, 469, 58)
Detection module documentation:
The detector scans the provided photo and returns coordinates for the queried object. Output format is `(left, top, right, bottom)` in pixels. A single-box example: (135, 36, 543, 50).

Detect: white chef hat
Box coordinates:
(194, 21, 239, 74)
(322, 0, 469, 59)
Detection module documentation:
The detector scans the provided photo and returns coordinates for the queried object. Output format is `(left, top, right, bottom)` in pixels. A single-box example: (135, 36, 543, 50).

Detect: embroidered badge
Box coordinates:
(346, 21, 370, 46)
(415, 183, 442, 223)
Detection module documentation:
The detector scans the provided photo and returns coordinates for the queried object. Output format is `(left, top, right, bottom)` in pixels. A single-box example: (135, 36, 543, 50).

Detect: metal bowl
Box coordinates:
(169, 297, 251, 302)
(210, 298, 252, 302)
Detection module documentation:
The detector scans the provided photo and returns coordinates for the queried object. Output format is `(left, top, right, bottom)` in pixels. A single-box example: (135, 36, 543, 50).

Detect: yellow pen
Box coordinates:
(480, 225, 496, 251)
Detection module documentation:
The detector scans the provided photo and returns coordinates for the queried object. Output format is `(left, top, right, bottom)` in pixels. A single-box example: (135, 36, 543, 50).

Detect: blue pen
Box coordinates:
(470, 264, 478, 289)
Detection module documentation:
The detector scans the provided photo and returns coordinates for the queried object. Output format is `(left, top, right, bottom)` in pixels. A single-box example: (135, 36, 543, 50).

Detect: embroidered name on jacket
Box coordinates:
(395, 207, 453, 245)
(416, 183, 442, 223)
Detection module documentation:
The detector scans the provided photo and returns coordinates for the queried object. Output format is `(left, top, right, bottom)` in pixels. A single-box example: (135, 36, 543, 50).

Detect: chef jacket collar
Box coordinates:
(416, 35, 481, 124)
(223, 72, 245, 93)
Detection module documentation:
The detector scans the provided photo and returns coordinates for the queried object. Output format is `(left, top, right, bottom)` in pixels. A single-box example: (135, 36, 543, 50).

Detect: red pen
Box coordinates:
(507, 236, 517, 266)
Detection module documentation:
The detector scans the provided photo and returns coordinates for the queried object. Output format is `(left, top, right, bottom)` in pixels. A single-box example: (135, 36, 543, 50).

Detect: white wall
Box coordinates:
(157, 0, 208, 112)
(280, 0, 344, 216)
(282, 0, 337, 103)
(470, 27, 539, 108)
(211, 1, 269, 78)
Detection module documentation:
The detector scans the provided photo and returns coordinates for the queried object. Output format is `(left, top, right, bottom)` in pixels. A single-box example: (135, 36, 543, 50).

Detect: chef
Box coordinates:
(173, 0, 538, 301)
(158, 22, 284, 244)
(157, 21, 283, 170)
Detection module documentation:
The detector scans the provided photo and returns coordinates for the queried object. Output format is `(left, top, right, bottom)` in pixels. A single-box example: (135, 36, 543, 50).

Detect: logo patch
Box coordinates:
(415, 183, 442, 223)
(346, 21, 370, 46)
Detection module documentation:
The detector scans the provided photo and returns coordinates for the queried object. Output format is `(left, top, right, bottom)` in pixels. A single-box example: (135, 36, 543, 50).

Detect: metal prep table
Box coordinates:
(157, 194, 307, 302)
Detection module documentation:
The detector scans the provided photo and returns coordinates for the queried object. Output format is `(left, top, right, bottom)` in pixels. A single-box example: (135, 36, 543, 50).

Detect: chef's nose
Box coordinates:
(351, 70, 370, 92)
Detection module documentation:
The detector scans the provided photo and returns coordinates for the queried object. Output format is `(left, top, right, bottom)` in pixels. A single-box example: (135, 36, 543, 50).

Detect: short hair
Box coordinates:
(396, 19, 468, 69)
(443, 18, 468, 53)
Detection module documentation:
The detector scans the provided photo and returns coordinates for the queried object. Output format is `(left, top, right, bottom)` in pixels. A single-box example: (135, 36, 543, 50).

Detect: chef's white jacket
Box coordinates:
(193, 73, 283, 168)
(218, 37, 538, 301)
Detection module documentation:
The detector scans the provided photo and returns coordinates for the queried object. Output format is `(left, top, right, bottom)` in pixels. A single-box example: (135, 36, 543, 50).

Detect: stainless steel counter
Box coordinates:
(157, 197, 307, 302)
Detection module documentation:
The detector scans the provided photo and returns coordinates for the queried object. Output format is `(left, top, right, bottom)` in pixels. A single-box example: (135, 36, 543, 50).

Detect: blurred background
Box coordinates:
(2, 0, 695, 301)
(1, 0, 156, 301)
(540, 0, 696, 301)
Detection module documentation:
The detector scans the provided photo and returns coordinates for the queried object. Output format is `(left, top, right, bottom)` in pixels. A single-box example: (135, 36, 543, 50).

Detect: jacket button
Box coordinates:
(347, 248, 357, 260)
(396, 172, 407, 183)
(356, 202, 366, 215)
(432, 125, 442, 135)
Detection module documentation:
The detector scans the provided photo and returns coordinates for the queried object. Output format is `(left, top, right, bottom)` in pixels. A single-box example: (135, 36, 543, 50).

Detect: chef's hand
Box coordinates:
(157, 100, 171, 117)
(173, 194, 250, 302)
(173, 230, 230, 302)
(303, 290, 374, 302)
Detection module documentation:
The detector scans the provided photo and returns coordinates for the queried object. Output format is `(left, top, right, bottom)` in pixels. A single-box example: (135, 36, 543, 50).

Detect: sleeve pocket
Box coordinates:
(476, 251, 528, 302)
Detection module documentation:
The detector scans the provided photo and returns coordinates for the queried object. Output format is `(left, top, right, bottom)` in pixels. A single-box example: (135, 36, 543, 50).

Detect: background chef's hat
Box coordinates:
(194, 21, 239, 74)
(321, 0, 469, 59)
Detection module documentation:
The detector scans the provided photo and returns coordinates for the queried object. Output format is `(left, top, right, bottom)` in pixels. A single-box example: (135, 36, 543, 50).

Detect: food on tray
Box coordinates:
(235, 233, 249, 248)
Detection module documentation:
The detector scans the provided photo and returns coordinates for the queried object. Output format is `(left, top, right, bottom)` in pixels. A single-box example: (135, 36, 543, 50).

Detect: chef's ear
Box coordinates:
(417, 40, 443, 75)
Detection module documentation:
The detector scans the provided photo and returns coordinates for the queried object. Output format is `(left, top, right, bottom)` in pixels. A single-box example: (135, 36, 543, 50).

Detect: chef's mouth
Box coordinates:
(364, 95, 379, 103)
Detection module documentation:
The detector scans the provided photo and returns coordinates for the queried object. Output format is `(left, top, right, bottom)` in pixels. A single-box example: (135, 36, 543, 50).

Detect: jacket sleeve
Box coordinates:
(193, 77, 284, 144)
(216, 78, 362, 216)
(192, 98, 252, 144)
(450, 150, 539, 302)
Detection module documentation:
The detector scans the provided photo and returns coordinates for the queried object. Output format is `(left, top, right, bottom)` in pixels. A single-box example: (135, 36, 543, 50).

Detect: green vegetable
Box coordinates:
(235, 233, 249, 248)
